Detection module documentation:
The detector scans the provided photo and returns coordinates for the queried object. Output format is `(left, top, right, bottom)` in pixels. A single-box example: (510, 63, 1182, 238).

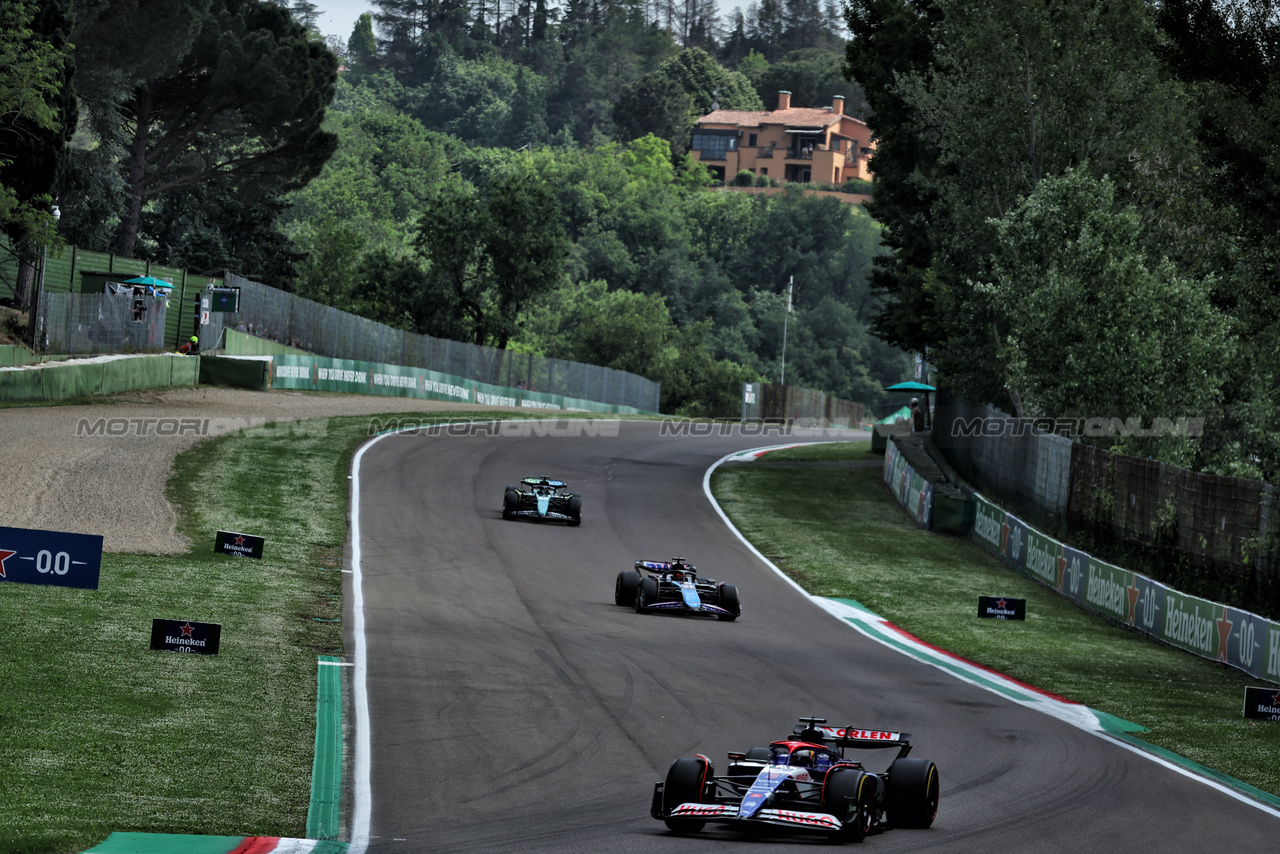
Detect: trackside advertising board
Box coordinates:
(968, 492, 1280, 685)
(883, 441, 934, 529)
(268, 354, 652, 414)
(0, 525, 103, 590)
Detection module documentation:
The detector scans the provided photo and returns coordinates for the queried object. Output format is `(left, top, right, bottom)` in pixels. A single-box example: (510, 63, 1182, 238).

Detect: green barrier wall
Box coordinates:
(0, 344, 40, 367)
(268, 354, 656, 414)
(0, 354, 199, 402)
(199, 355, 270, 390)
(221, 328, 308, 357)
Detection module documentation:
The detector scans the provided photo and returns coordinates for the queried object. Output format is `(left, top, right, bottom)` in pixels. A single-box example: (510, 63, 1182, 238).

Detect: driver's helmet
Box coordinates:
(790, 748, 816, 768)
(812, 751, 832, 771)
(672, 570, 684, 582)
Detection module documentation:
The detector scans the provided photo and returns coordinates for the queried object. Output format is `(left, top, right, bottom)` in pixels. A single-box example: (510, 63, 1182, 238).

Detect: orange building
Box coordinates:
(690, 91, 875, 185)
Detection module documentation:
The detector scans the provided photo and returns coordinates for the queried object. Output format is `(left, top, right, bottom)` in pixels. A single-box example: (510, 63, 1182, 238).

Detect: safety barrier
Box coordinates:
(0, 354, 199, 402)
(268, 354, 652, 414)
(969, 491, 1280, 685)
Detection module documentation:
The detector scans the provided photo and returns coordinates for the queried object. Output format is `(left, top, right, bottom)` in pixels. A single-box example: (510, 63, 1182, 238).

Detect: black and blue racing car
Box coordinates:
(652, 716, 939, 843)
(502, 477, 581, 526)
(614, 558, 740, 621)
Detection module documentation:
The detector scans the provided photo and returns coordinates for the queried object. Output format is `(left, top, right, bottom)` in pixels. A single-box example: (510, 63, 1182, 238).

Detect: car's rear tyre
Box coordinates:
(662, 757, 709, 833)
(635, 576, 658, 613)
(615, 571, 641, 606)
(717, 583, 741, 621)
(822, 768, 874, 844)
(502, 487, 519, 519)
(885, 758, 939, 829)
(567, 493, 582, 526)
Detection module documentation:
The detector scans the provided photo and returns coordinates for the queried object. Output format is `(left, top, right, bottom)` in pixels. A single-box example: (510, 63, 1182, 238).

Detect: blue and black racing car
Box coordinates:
(614, 558, 741, 621)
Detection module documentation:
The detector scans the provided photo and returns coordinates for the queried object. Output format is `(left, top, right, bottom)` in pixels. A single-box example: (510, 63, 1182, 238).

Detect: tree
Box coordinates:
(848, 0, 1196, 406)
(613, 47, 761, 151)
(980, 168, 1231, 465)
(415, 167, 569, 347)
(0, 0, 76, 307)
(349, 12, 379, 63)
(72, 0, 339, 257)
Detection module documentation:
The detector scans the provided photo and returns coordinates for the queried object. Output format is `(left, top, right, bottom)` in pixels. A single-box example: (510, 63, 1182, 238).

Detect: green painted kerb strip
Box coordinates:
(308, 656, 345, 840)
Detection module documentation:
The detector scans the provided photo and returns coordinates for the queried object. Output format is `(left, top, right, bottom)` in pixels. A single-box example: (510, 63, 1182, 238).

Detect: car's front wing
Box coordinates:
(507, 508, 576, 522)
(641, 600, 735, 617)
(665, 801, 842, 832)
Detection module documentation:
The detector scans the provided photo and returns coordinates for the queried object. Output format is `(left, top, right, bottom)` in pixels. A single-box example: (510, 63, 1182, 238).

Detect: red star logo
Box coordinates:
(1271, 691, 1280, 705)
(1056, 553, 1067, 591)
(1215, 607, 1233, 663)
(179, 622, 195, 638)
(996, 598, 1007, 608)
(234, 535, 245, 546)
(1001, 521, 1010, 553)
(1126, 581, 1140, 626)
(0, 548, 15, 579)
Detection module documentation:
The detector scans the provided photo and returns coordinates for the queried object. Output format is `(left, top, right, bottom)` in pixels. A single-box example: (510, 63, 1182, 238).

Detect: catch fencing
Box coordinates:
(37, 292, 169, 354)
(933, 389, 1280, 618)
(221, 274, 660, 412)
(742, 382, 865, 428)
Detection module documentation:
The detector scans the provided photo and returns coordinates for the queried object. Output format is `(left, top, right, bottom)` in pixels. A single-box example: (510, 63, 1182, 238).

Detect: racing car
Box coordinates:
(651, 716, 939, 843)
(614, 558, 740, 621)
(502, 477, 581, 526)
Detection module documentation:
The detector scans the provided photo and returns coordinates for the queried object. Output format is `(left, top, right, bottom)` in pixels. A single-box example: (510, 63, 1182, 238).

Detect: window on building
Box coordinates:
(760, 168, 767, 176)
(748, 133, 757, 147)
(691, 132, 736, 160)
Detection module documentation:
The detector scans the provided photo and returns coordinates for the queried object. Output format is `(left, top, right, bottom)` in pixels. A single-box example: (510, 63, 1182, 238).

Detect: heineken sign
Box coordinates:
(215, 530, 264, 559)
(0, 525, 103, 590)
(978, 596, 1026, 621)
(150, 619, 221, 655)
(1244, 687, 1280, 721)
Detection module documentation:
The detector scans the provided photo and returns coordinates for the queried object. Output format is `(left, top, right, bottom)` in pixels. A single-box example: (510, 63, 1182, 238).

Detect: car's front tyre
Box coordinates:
(615, 570, 641, 606)
(635, 576, 658, 614)
(822, 767, 874, 844)
(662, 757, 709, 833)
(717, 583, 741, 621)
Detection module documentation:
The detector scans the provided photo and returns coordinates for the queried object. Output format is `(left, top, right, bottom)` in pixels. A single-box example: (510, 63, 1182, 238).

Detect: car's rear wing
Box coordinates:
(635, 559, 697, 572)
(523, 476, 566, 488)
(792, 718, 914, 758)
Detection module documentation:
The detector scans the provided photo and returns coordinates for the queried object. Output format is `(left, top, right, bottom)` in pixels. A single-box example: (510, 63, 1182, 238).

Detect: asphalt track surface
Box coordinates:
(345, 420, 1279, 852)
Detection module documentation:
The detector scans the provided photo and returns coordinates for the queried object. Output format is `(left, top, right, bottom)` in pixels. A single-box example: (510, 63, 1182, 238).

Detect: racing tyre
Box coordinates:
(662, 757, 709, 833)
(614, 571, 641, 606)
(567, 493, 582, 526)
(822, 768, 874, 844)
(885, 758, 939, 829)
(635, 576, 658, 614)
(502, 487, 519, 519)
(717, 584, 741, 621)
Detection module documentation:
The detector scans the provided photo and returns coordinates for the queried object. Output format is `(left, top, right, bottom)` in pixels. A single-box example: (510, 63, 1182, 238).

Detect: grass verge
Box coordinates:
(711, 450, 1280, 798)
(0, 410, 592, 854)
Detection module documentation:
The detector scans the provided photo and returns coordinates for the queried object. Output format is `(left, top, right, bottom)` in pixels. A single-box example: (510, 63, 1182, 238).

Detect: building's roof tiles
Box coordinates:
(697, 107, 867, 129)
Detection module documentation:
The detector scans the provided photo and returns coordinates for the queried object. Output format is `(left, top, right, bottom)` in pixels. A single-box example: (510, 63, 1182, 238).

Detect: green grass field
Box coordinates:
(711, 441, 1280, 799)
(3, 423, 1276, 854)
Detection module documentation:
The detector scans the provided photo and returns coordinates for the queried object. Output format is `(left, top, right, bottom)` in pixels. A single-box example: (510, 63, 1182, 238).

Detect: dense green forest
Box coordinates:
(2, 0, 906, 415)
(4, 0, 1280, 473)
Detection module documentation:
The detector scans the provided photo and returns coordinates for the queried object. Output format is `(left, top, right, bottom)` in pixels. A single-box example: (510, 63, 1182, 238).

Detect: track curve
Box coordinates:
(344, 420, 1278, 852)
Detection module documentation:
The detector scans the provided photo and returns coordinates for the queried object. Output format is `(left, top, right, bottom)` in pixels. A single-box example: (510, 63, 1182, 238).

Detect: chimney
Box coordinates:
(832, 95, 845, 116)
(777, 91, 791, 111)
